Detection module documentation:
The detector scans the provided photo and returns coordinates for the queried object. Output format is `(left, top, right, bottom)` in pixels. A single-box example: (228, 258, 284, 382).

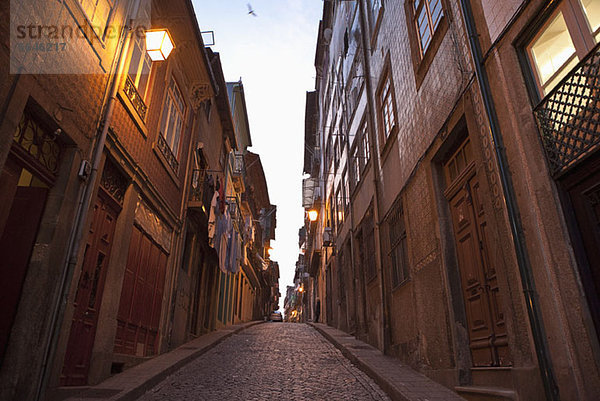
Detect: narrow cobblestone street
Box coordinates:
(138, 323, 390, 401)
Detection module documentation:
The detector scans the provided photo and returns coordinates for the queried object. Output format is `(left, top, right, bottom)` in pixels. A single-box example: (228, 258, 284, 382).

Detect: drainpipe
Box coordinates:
(35, 1, 141, 399)
(458, 1, 559, 400)
(357, 0, 391, 353)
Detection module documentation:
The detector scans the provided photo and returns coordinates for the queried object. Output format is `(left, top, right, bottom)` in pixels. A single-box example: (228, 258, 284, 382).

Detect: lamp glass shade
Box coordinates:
(145, 29, 175, 61)
(308, 209, 318, 222)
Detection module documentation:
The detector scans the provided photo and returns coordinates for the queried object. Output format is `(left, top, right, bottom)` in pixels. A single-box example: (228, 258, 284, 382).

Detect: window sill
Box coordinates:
(380, 126, 398, 163)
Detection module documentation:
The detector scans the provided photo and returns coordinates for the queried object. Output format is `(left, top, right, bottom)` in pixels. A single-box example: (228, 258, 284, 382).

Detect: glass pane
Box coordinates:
(581, 0, 600, 38)
(137, 56, 152, 99)
(544, 55, 579, 94)
(92, 0, 112, 30)
(430, 0, 444, 29)
(128, 38, 143, 83)
(530, 12, 577, 86)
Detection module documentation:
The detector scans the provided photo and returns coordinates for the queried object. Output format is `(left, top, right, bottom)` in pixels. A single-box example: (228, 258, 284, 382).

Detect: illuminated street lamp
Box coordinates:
(145, 29, 175, 61)
(307, 209, 318, 222)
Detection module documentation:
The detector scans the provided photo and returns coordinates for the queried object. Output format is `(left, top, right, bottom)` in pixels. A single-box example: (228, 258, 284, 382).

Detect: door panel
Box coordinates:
(566, 169, 600, 340)
(114, 226, 167, 357)
(0, 181, 48, 363)
(449, 171, 511, 367)
(61, 192, 118, 386)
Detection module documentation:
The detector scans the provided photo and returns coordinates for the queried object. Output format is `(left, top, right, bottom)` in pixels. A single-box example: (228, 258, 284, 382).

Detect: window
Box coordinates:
(78, 0, 114, 35)
(360, 208, 377, 281)
(367, 0, 384, 39)
(160, 78, 186, 157)
(351, 117, 371, 189)
(377, 71, 397, 143)
(336, 186, 343, 227)
(387, 201, 409, 287)
(342, 169, 350, 211)
(413, 0, 444, 55)
(526, 0, 600, 96)
(128, 33, 153, 102)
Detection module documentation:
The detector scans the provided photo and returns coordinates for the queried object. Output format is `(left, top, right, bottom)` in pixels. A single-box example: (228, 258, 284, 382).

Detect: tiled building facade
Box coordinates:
(302, 1, 600, 400)
(0, 1, 278, 399)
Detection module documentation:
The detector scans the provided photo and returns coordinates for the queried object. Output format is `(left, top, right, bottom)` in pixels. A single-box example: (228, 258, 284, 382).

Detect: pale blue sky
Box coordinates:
(193, 0, 323, 306)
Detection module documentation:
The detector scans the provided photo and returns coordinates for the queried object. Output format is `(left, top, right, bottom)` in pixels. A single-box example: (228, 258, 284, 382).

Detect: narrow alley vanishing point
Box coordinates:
(140, 323, 390, 401)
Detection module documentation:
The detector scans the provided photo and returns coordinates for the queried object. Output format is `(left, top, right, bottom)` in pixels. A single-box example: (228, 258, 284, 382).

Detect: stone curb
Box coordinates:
(308, 322, 466, 401)
(60, 320, 264, 401)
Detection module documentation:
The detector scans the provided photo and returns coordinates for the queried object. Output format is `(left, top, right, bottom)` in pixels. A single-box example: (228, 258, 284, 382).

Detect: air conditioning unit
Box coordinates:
(323, 227, 333, 247)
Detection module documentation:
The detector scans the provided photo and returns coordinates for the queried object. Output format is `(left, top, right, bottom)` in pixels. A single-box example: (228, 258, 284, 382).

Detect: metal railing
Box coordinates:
(157, 133, 179, 172)
(534, 43, 600, 177)
(123, 76, 148, 120)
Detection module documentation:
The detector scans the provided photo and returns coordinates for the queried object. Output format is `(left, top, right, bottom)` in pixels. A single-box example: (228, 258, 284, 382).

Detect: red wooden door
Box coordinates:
(61, 192, 118, 385)
(114, 226, 167, 357)
(448, 171, 510, 366)
(0, 160, 48, 362)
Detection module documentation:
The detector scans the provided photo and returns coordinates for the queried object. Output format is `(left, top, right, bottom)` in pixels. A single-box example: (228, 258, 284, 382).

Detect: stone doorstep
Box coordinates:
(455, 386, 517, 401)
(56, 321, 264, 401)
(309, 322, 467, 401)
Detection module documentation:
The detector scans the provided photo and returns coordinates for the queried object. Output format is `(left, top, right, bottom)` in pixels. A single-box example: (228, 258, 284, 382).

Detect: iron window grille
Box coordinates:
(387, 201, 409, 288)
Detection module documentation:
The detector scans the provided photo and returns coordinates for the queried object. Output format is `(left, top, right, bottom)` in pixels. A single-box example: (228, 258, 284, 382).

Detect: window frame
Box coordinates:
(160, 77, 187, 159)
(405, 0, 450, 90)
(376, 61, 398, 152)
(386, 200, 410, 288)
(127, 32, 154, 104)
(76, 0, 115, 41)
(522, 0, 599, 101)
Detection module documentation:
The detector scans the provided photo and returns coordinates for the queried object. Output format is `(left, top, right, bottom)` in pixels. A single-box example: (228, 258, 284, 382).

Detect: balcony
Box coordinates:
(188, 168, 207, 211)
(229, 151, 245, 193)
(123, 76, 148, 120)
(157, 133, 179, 172)
(534, 43, 600, 177)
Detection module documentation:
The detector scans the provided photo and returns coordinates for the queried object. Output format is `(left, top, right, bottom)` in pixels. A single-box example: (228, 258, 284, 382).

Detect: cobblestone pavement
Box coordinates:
(139, 323, 391, 401)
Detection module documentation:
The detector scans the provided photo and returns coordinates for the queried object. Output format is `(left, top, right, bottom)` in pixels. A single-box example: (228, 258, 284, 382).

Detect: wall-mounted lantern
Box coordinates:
(145, 29, 175, 61)
(307, 209, 318, 222)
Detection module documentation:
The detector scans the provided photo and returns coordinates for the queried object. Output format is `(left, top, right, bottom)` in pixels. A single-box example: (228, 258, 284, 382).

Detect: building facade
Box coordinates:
(0, 1, 278, 399)
(302, 1, 600, 400)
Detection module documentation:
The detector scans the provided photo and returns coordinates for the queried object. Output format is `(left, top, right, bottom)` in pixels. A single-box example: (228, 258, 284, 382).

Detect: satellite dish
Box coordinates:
(323, 28, 333, 44)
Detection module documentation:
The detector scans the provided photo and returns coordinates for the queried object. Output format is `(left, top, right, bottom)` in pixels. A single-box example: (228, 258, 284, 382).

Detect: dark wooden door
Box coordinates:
(0, 161, 48, 363)
(61, 192, 118, 385)
(565, 168, 600, 340)
(448, 170, 510, 367)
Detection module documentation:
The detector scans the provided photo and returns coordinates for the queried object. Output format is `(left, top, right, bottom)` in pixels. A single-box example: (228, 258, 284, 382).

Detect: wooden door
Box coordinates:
(61, 191, 118, 385)
(564, 166, 600, 340)
(0, 160, 48, 363)
(114, 226, 168, 357)
(448, 169, 510, 366)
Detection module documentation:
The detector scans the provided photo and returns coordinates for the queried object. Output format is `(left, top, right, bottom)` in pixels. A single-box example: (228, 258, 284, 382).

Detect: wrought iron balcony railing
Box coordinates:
(534, 43, 600, 177)
(123, 76, 148, 120)
(157, 133, 179, 172)
(188, 168, 207, 210)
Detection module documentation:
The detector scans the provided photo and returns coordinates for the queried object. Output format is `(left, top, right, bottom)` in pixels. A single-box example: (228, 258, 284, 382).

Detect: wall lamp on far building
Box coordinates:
(307, 209, 318, 222)
(145, 29, 175, 61)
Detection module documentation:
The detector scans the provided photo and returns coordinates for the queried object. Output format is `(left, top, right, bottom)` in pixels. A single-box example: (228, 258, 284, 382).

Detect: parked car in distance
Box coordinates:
(270, 311, 283, 322)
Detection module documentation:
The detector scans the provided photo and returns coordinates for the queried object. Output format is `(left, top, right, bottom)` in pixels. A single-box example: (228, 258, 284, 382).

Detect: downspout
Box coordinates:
(458, 1, 559, 400)
(357, 0, 391, 353)
(338, 50, 359, 334)
(35, 1, 141, 399)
